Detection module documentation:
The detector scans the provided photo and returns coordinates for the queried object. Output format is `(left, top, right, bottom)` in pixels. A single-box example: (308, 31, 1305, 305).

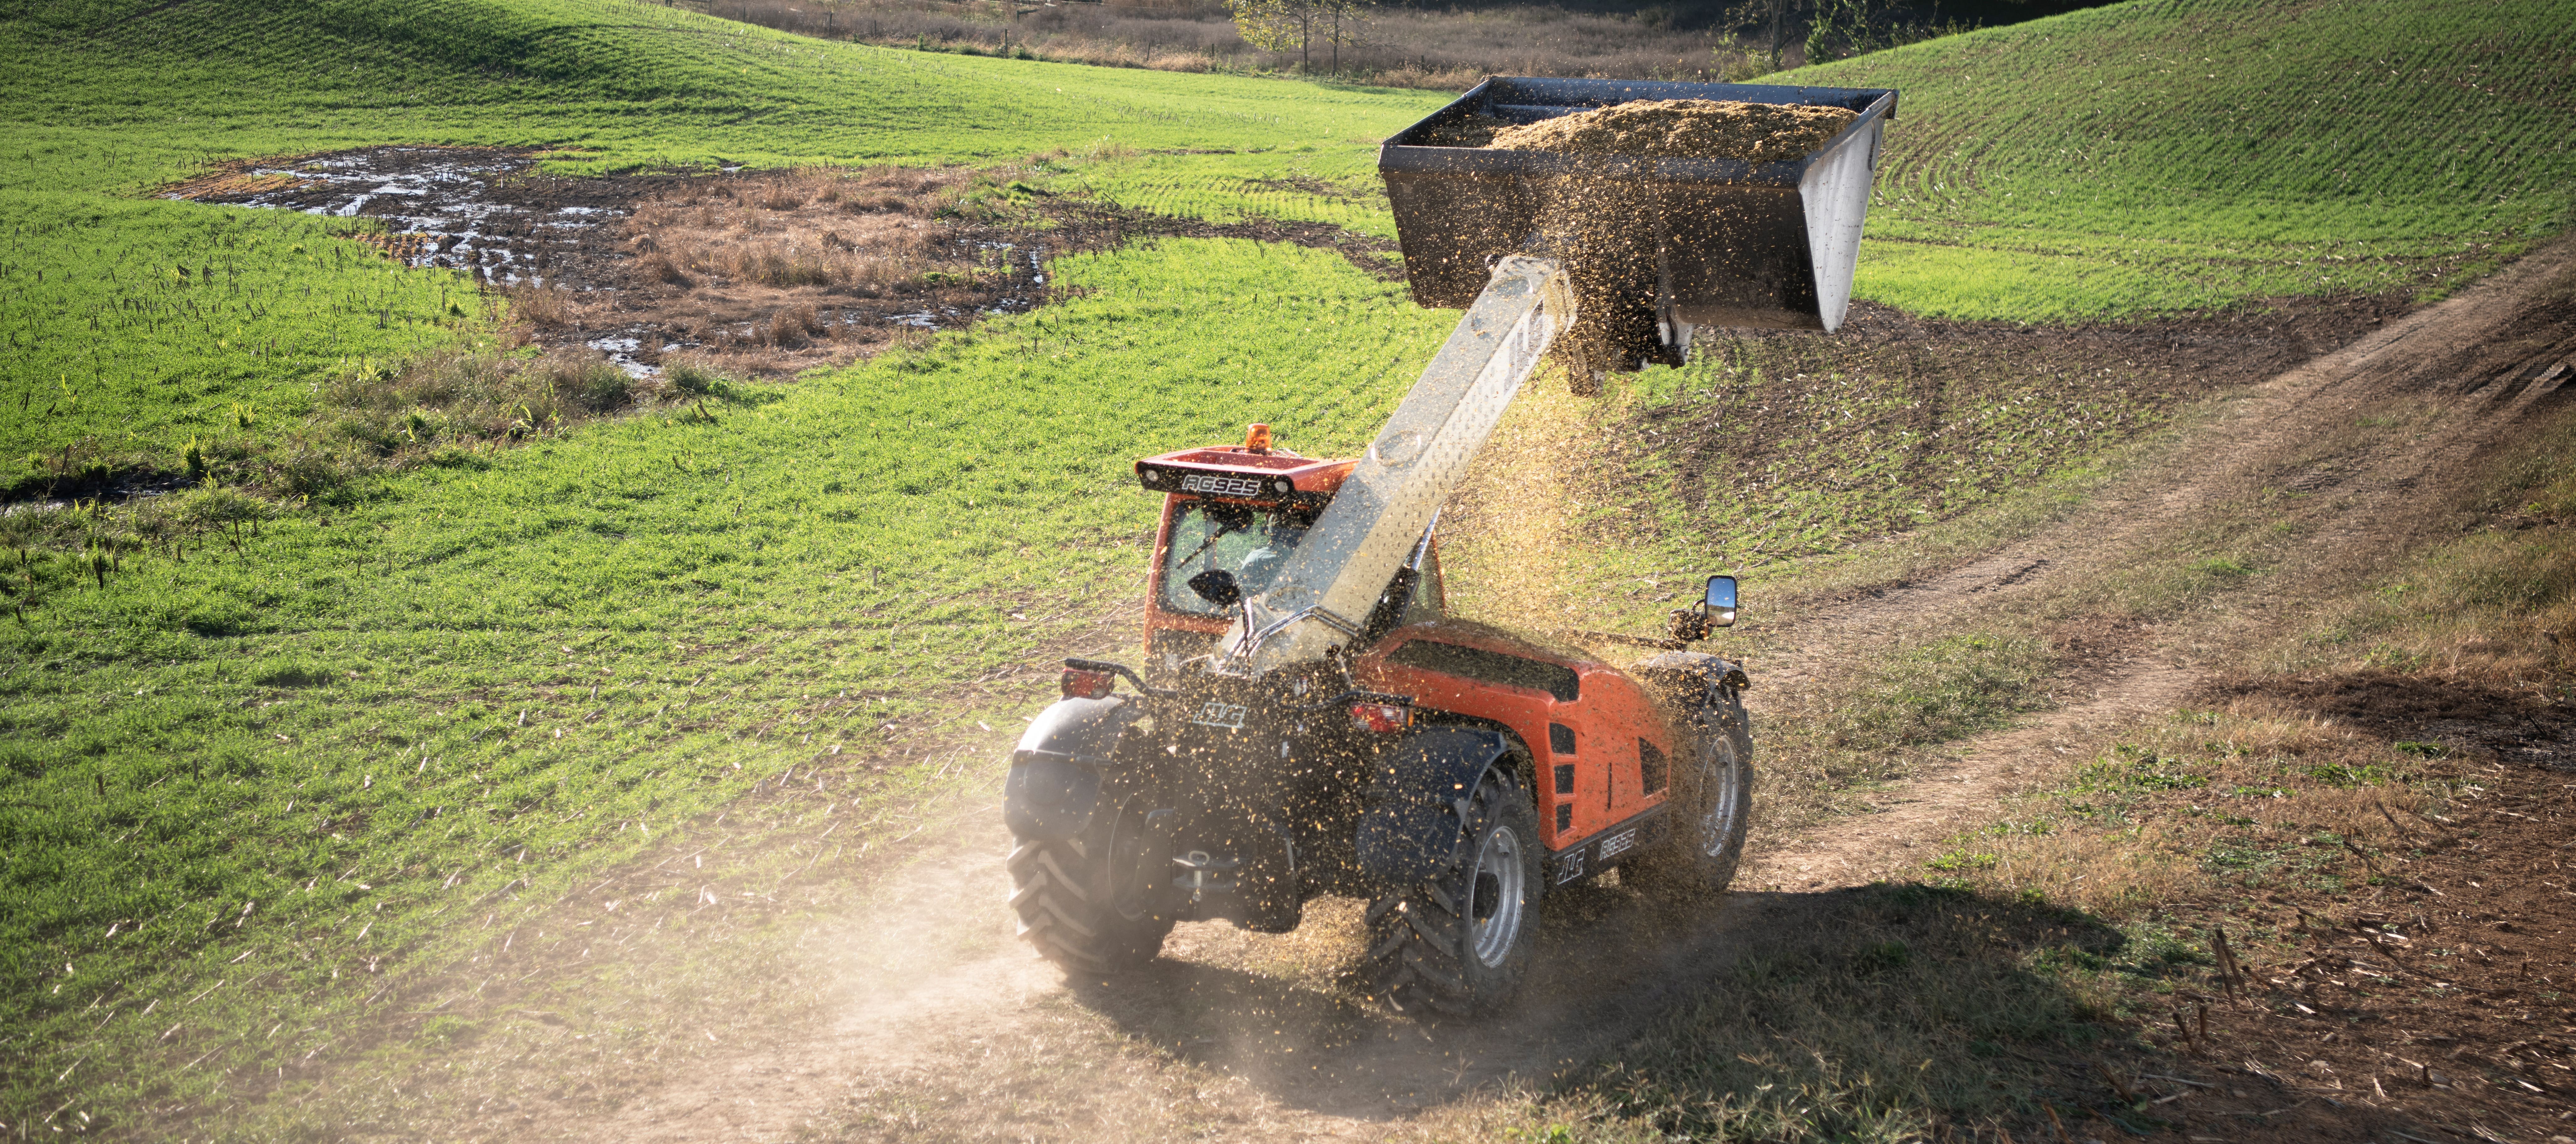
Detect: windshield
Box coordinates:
(1159, 500, 1317, 617)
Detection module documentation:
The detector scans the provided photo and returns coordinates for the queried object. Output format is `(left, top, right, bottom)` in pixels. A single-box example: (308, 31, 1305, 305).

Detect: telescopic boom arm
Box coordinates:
(1220, 81, 1897, 674)
(1223, 255, 1576, 673)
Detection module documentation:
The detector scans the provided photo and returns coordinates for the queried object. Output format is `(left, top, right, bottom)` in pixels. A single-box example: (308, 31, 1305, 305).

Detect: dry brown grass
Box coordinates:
(585, 165, 1014, 377)
(627, 168, 948, 297)
(1849, 412, 2576, 920)
(2266, 434, 2576, 684)
(1932, 704, 2445, 919)
(1923, 407, 2576, 916)
(682, 0, 1795, 89)
(502, 279, 589, 327)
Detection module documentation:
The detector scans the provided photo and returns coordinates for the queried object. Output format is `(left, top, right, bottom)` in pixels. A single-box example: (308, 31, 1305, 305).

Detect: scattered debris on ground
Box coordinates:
(2119, 674, 2576, 1142)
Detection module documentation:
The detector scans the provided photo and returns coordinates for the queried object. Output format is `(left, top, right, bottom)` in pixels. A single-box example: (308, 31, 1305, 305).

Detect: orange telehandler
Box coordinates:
(1004, 77, 1897, 1016)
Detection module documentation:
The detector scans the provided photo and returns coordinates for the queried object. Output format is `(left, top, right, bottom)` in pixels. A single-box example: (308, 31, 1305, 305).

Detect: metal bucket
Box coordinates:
(1379, 77, 1899, 358)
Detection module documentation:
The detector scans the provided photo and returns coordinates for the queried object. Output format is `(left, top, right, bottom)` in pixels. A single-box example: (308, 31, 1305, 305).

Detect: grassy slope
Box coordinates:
(1448, 10, 2576, 1139)
(1527, 0, 2576, 632)
(0, 197, 468, 481)
(1, 238, 1451, 1128)
(5, 0, 2575, 1131)
(0, 0, 1450, 1125)
(1810, 0, 2576, 319)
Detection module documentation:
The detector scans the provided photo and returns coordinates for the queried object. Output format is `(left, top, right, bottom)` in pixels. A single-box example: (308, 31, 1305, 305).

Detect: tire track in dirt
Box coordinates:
(1746, 659, 2201, 893)
(1743, 234, 2576, 890)
(365, 238, 2575, 1142)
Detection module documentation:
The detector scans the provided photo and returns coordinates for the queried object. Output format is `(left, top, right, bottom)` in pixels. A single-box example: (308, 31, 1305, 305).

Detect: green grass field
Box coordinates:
(0, 236, 1452, 1125)
(1817, 0, 2576, 319)
(0, 0, 1442, 471)
(0, 186, 477, 490)
(4, 0, 2575, 1132)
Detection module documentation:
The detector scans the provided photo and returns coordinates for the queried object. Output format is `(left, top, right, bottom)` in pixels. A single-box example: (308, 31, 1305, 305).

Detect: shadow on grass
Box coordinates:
(1064, 879, 2152, 1138)
(1573, 882, 2137, 1142)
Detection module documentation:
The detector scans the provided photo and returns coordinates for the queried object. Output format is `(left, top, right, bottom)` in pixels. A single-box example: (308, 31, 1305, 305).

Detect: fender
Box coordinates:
(1002, 695, 1141, 843)
(1354, 725, 1517, 887)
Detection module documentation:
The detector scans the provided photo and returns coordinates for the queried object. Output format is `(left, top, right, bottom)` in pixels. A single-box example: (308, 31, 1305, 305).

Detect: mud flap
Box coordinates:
(1354, 726, 1516, 886)
(1003, 696, 1141, 843)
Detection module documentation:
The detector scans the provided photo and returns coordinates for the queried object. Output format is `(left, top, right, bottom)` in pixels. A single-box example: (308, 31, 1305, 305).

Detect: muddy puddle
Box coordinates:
(163, 147, 1067, 378)
(161, 146, 580, 286)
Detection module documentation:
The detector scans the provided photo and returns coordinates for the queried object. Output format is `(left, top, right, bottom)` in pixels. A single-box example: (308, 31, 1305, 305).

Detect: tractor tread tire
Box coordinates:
(1007, 799, 1175, 974)
(1363, 771, 1543, 1018)
(1006, 877, 1045, 911)
(1035, 849, 1090, 904)
(1402, 904, 1462, 959)
(1631, 683, 1754, 899)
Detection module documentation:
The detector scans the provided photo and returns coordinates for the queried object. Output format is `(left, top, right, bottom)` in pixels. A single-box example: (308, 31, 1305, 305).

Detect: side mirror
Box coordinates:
(1666, 574, 1738, 643)
(1186, 568, 1243, 608)
(1704, 575, 1738, 627)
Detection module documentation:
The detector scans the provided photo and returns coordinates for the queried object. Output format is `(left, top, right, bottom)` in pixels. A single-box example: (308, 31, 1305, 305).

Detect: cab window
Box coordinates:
(1158, 500, 1318, 617)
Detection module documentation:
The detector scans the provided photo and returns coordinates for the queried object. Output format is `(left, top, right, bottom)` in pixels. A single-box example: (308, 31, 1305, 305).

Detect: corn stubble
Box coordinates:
(1485, 100, 1857, 163)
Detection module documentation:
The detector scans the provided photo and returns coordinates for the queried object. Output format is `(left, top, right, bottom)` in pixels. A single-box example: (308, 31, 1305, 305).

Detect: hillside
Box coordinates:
(0, 0, 1438, 469)
(1807, 0, 2576, 318)
(0, 0, 2571, 1137)
(7, 0, 2576, 462)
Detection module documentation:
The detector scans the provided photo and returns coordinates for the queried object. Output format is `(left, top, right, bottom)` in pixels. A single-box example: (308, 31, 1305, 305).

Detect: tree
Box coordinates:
(1317, 0, 1373, 73)
(1226, 0, 1371, 72)
(1226, 0, 1312, 67)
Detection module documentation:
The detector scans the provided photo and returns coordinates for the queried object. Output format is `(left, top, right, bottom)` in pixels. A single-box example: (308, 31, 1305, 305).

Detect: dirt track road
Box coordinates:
(363, 238, 2574, 1143)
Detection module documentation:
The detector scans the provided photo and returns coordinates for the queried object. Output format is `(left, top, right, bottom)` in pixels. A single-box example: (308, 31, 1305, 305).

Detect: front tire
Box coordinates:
(1008, 794, 1176, 973)
(1632, 686, 1754, 896)
(1364, 770, 1543, 1017)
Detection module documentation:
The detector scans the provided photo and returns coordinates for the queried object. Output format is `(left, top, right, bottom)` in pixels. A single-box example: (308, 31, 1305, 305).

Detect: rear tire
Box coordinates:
(1008, 794, 1176, 973)
(1364, 769, 1543, 1017)
(1632, 687, 1754, 897)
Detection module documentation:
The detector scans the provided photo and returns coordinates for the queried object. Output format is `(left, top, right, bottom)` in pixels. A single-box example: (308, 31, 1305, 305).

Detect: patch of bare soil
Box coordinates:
(2110, 675, 2576, 1143)
(1631, 291, 2421, 532)
(166, 148, 1401, 380)
(255, 235, 2576, 1142)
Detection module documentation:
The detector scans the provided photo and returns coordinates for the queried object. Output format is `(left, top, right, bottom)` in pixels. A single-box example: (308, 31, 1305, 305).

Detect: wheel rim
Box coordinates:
(1466, 824, 1525, 968)
(1699, 752, 1742, 858)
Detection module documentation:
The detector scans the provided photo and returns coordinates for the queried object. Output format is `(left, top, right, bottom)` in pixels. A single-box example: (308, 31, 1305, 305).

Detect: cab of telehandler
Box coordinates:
(1133, 424, 1446, 672)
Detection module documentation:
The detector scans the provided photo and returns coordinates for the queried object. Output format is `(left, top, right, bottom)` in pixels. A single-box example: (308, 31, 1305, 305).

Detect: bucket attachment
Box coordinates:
(1379, 77, 1898, 374)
